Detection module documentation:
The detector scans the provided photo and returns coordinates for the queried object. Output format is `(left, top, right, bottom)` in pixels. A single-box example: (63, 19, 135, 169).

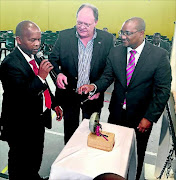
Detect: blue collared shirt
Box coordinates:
(76, 30, 97, 88)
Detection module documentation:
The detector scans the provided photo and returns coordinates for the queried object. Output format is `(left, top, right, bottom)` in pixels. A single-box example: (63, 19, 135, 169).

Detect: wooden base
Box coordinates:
(87, 131, 115, 152)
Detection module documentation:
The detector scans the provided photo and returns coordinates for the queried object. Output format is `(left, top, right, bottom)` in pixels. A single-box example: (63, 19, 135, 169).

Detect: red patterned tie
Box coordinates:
(29, 59, 51, 109)
(126, 50, 137, 86)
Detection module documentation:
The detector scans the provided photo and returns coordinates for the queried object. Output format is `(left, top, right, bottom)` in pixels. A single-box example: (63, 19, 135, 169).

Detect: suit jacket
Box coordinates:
(94, 41, 171, 127)
(49, 27, 113, 108)
(151, 40, 171, 54)
(0, 48, 54, 141)
(160, 40, 171, 53)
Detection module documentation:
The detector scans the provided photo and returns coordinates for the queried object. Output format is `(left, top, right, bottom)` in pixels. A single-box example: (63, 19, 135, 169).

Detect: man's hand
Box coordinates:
(89, 93, 100, 100)
(78, 84, 95, 95)
(56, 73, 68, 89)
(54, 106, 63, 121)
(137, 118, 152, 133)
(38, 59, 54, 80)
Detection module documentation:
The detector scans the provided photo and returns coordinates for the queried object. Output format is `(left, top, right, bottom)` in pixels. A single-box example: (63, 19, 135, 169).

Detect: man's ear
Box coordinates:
(16, 36, 22, 45)
(139, 30, 145, 38)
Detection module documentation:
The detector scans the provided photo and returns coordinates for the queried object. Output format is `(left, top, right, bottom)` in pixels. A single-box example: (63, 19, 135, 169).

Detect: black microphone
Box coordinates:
(36, 51, 58, 82)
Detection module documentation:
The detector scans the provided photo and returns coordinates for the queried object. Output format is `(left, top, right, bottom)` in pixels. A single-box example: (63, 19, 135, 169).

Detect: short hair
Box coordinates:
(103, 27, 108, 31)
(93, 173, 126, 180)
(125, 17, 146, 31)
(16, 20, 40, 37)
(76, 3, 98, 22)
(153, 32, 161, 37)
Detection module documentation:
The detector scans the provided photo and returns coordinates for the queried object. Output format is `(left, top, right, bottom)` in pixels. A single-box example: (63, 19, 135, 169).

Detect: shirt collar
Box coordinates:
(17, 46, 34, 63)
(153, 43, 160, 47)
(76, 28, 97, 40)
(127, 39, 145, 55)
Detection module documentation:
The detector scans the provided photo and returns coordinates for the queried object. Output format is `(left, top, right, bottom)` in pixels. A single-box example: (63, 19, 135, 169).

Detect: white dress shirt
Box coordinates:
(18, 46, 47, 111)
(123, 40, 146, 110)
(127, 39, 145, 66)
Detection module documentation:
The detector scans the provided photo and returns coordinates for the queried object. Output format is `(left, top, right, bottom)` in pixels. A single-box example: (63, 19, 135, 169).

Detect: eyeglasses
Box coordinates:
(118, 30, 139, 36)
(76, 21, 93, 28)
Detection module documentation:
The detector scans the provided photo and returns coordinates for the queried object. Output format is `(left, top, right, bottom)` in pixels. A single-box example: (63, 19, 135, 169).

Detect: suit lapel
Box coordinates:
(90, 35, 102, 72)
(35, 57, 41, 66)
(129, 41, 151, 86)
(70, 31, 78, 72)
(15, 48, 34, 77)
(118, 47, 128, 88)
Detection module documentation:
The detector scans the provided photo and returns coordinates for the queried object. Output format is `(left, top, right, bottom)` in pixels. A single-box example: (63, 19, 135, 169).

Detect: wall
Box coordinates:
(0, 0, 176, 39)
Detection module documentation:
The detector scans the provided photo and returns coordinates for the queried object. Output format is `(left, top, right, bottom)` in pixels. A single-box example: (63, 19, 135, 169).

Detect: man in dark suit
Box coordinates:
(152, 32, 171, 54)
(0, 21, 62, 180)
(78, 17, 171, 179)
(49, 3, 113, 143)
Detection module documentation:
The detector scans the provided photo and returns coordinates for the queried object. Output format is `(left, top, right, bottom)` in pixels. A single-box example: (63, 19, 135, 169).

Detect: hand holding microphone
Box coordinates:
(38, 59, 53, 80)
(36, 51, 58, 82)
(36, 52, 68, 89)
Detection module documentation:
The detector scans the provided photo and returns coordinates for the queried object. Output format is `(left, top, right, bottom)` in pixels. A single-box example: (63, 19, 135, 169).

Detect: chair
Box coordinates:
(43, 37, 56, 56)
(112, 33, 116, 37)
(41, 32, 49, 51)
(161, 35, 167, 39)
(145, 35, 153, 41)
(5, 37, 15, 51)
(0, 31, 7, 47)
(0, 36, 15, 60)
(116, 37, 122, 46)
(45, 30, 52, 33)
(42, 32, 57, 56)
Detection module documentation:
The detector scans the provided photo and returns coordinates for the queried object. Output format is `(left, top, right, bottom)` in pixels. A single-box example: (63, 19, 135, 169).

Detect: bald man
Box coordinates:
(0, 21, 62, 180)
(78, 17, 171, 179)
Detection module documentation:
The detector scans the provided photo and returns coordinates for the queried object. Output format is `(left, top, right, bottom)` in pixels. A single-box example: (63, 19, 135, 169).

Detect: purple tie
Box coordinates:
(126, 50, 137, 86)
(123, 50, 137, 108)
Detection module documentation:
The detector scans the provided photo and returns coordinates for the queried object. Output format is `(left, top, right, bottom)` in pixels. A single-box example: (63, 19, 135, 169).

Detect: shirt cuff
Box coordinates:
(89, 83, 97, 97)
(37, 75, 45, 84)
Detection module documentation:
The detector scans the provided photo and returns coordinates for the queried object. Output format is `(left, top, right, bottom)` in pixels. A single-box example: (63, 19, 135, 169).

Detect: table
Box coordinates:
(49, 119, 137, 180)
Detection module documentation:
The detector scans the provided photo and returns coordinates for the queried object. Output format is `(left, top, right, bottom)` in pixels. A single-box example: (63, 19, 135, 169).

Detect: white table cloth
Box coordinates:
(49, 119, 137, 180)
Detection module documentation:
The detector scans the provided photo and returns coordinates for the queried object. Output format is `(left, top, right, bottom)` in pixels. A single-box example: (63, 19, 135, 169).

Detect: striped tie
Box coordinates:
(126, 50, 137, 86)
(123, 50, 137, 109)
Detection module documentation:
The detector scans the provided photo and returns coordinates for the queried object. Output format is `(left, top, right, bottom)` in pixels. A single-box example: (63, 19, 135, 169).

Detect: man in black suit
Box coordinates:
(0, 21, 62, 180)
(78, 17, 171, 179)
(152, 32, 171, 54)
(49, 3, 113, 143)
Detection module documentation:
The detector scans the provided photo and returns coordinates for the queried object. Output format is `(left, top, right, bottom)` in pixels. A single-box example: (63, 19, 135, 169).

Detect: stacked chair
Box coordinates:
(0, 30, 59, 61)
(0, 30, 15, 61)
(145, 35, 153, 43)
(145, 34, 172, 45)
(41, 30, 58, 57)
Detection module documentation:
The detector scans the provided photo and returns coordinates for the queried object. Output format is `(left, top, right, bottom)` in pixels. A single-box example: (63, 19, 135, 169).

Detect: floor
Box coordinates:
(0, 50, 175, 180)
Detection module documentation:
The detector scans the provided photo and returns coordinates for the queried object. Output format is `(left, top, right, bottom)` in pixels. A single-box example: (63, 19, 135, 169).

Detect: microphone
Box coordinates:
(36, 51, 58, 82)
